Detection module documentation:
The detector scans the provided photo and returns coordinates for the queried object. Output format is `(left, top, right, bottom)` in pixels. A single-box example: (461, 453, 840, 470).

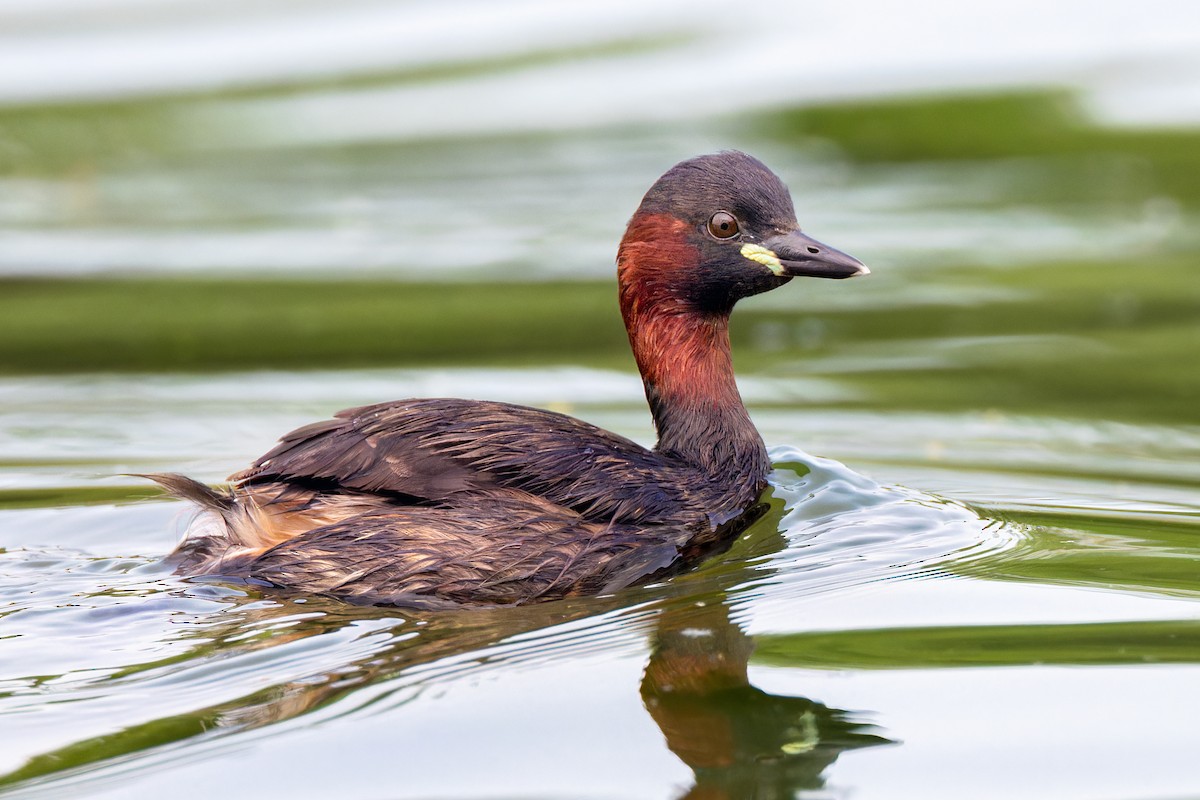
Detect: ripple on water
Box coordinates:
(698, 446, 1018, 608)
(4, 420, 1193, 800)
(0, 441, 1007, 775)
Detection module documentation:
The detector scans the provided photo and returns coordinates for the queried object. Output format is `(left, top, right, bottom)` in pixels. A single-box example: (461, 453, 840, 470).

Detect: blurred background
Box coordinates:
(1, 0, 1197, 425)
(2, 3, 1200, 798)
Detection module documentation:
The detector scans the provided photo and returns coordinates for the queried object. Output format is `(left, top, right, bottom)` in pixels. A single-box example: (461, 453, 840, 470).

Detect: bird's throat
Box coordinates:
(617, 214, 767, 475)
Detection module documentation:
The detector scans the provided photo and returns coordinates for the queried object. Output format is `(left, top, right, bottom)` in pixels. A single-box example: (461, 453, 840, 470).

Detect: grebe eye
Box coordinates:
(707, 211, 739, 239)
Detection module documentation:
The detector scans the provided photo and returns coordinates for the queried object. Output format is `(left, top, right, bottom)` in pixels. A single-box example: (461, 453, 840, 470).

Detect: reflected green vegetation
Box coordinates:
(960, 509, 1200, 599)
(762, 90, 1200, 207)
(755, 91, 1200, 423)
(2, 74, 1199, 799)
(0, 714, 216, 791)
(0, 484, 154, 510)
(3, 246, 1196, 424)
(803, 255, 1200, 423)
(752, 618, 1200, 670)
(0, 33, 689, 174)
(0, 278, 626, 373)
(3, 89, 1197, 424)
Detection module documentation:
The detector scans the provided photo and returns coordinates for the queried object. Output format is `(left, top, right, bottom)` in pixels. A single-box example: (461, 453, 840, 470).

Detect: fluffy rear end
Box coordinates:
(142, 473, 278, 575)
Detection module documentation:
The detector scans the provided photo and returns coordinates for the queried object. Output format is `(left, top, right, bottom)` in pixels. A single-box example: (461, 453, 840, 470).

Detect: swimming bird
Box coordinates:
(150, 151, 867, 609)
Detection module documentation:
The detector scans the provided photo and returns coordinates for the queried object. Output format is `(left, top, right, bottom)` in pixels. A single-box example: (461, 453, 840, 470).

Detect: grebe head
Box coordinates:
(618, 151, 868, 315)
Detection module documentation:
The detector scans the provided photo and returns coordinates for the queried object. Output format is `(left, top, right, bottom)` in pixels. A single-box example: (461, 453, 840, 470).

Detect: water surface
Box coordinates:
(1, 3, 1199, 798)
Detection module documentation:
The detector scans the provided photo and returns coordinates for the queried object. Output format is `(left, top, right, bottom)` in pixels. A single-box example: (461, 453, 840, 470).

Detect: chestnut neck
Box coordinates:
(617, 213, 768, 480)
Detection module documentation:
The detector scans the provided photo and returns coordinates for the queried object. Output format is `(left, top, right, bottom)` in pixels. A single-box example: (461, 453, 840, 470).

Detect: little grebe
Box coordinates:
(151, 151, 867, 608)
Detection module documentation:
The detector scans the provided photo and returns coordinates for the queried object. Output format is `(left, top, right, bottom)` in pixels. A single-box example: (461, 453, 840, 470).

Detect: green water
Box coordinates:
(2, 8, 1200, 797)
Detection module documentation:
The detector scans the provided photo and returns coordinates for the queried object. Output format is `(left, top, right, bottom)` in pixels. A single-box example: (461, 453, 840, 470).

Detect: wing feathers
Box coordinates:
(233, 398, 703, 527)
